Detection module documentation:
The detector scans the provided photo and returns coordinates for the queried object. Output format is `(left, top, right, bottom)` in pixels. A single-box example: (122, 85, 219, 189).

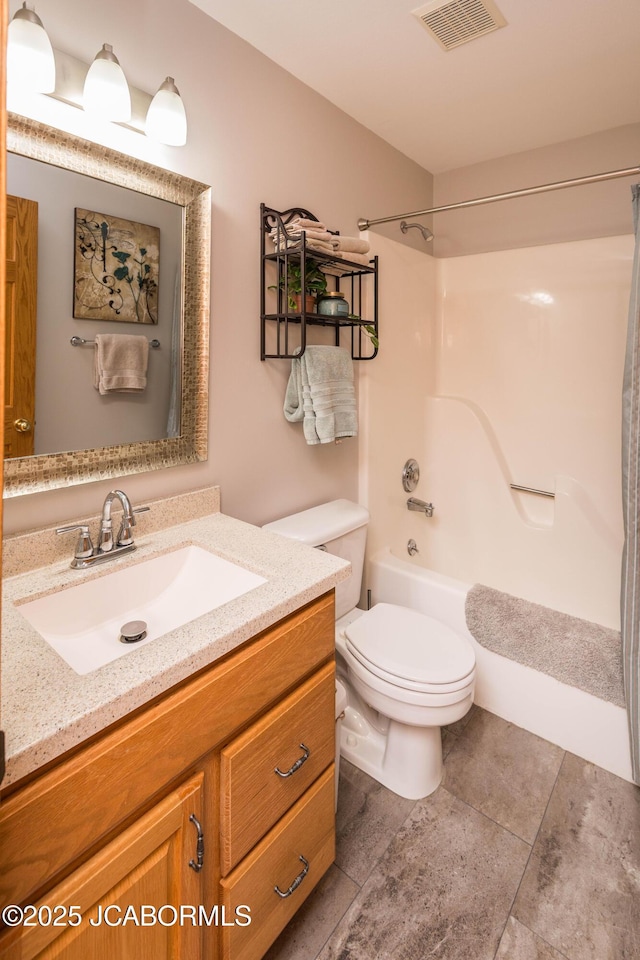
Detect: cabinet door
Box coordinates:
(0, 773, 205, 960)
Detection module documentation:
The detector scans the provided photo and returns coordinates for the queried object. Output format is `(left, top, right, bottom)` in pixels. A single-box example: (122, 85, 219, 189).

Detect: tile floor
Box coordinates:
(264, 706, 640, 960)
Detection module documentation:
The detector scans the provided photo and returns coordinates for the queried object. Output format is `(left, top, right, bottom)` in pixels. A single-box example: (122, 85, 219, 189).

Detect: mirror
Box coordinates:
(4, 113, 211, 497)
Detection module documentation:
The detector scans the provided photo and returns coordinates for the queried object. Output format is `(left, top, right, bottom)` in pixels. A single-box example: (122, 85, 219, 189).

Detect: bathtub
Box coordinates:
(366, 548, 633, 783)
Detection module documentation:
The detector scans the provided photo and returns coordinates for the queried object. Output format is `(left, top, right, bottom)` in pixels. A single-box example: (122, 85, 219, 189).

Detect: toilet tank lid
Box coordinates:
(262, 499, 369, 547)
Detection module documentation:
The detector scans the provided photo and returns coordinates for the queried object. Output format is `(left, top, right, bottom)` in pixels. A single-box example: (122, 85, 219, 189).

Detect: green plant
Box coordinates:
(348, 314, 379, 349)
(363, 324, 379, 349)
(270, 258, 328, 311)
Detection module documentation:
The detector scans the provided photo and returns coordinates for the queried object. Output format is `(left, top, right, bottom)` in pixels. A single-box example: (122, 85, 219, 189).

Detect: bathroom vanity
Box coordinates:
(0, 499, 349, 959)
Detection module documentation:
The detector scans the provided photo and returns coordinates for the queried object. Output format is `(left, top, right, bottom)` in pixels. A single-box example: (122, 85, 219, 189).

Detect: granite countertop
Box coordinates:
(2, 511, 350, 788)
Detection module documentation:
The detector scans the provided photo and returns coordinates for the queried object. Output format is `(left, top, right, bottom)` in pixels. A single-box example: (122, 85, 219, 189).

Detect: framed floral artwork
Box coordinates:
(73, 208, 159, 324)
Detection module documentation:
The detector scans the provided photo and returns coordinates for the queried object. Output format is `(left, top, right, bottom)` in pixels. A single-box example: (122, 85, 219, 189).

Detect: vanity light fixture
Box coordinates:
(7, 2, 56, 94)
(83, 44, 131, 122)
(145, 77, 188, 147)
(7, 9, 187, 145)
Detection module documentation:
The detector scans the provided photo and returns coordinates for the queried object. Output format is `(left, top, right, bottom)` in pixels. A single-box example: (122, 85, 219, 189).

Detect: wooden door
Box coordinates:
(4, 194, 37, 458)
(0, 774, 205, 960)
(0, 0, 6, 788)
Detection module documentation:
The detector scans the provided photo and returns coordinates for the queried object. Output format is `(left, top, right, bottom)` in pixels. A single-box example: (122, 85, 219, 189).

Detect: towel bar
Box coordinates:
(70, 336, 160, 348)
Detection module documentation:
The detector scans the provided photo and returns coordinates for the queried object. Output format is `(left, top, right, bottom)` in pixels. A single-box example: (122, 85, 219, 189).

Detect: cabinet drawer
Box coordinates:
(220, 661, 335, 874)
(220, 766, 335, 960)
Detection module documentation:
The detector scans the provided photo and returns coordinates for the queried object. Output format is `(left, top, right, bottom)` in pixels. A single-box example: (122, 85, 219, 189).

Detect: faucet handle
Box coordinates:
(117, 505, 150, 546)
(56, 523, 94, 560)
(131, 505, 151, 524)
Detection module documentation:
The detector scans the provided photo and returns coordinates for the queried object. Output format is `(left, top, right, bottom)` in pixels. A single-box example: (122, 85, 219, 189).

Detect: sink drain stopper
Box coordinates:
(120, 620, 148, 644)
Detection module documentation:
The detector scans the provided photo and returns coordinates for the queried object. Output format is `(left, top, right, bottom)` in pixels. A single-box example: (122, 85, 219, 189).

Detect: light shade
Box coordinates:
(7, 2, 56, 94)
(145, 77, 187, 146)
(83, 44, 131, 122)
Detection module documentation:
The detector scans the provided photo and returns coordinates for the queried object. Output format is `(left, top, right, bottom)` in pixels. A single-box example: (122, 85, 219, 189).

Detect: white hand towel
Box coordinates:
(284, 346, 357, 444)
(93, 334, 149, 394)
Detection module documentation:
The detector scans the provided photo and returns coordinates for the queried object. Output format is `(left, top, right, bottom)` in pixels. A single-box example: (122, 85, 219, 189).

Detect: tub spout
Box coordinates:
(407, 497, 434, 518)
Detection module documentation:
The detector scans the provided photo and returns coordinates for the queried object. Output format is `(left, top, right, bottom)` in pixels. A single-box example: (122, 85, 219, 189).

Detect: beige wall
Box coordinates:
(3, 0, 433, 535)
(433, 123, 640, 258)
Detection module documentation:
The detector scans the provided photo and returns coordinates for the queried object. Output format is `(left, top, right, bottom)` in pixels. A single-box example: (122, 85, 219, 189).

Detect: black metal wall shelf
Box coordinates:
(260, 203, 379, 361)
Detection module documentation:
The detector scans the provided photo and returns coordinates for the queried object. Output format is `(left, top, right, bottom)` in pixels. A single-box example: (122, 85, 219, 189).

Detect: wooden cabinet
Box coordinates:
(0, 773, 205, 960)
(0, 592, 336, 960)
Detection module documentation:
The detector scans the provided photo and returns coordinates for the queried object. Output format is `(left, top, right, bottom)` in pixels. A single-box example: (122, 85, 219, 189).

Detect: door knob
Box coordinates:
(14, 418, 32, 433)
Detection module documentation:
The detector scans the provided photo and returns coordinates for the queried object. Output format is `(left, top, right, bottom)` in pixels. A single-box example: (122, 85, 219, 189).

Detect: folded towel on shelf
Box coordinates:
(288, 217, 327, 231)
(320, 251, 373, 276)
(284, 345, 357, 444)
(270, 234, 335, 254)
(93, 333, 149, 394)
(331, 236, 371, 255)
(272, 228, 332, 242)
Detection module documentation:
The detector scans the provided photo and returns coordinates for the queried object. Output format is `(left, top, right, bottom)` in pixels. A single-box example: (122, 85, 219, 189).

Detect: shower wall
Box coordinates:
(358, 233, 437, 562)
(361, 233, 633, 630)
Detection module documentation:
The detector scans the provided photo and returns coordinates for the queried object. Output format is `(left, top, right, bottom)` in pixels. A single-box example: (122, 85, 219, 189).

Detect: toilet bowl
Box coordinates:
(263, 499, 476, 800)
(336, 605, 474, 798)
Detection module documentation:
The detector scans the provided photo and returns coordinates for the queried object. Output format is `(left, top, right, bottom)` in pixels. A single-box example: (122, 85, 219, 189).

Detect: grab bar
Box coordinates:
(510, 484, 555, 499)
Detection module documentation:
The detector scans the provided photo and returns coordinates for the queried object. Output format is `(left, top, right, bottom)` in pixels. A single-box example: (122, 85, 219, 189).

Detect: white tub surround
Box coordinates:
(2, 501, 349, 787)
(360, 235, 631, 631)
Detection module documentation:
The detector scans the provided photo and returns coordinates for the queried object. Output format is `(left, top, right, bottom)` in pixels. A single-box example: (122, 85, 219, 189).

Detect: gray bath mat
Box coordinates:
(465, 585, 624, 708)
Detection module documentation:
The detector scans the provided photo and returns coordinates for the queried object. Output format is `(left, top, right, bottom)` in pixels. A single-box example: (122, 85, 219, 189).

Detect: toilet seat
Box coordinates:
(344, 602, 475, 694)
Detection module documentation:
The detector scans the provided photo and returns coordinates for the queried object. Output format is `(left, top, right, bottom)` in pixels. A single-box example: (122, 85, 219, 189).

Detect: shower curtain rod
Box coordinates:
(357, 164, 640, 231)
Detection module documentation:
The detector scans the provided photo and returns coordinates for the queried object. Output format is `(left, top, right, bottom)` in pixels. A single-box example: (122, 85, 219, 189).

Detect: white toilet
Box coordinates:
(263, 499, 476, 800)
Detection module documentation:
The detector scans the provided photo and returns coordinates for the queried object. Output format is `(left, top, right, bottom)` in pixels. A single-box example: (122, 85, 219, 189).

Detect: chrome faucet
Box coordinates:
(407, 497, 434, 517)
(99, 489, 135, 553)
(56, 489, 150, 569)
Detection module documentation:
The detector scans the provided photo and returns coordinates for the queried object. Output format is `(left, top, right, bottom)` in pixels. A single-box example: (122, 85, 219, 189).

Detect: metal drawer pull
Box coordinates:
(274, 743, 310, 778)
(274, 856, 310, 898)
(188, 814, 205, 872)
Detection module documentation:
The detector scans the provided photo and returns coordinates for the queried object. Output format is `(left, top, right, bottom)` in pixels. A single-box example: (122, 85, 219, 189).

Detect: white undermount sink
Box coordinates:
(17, 545, 267, 676)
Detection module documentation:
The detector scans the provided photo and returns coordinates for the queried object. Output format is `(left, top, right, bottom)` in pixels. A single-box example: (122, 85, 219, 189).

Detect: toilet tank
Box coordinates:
(263, 499, 369, 619)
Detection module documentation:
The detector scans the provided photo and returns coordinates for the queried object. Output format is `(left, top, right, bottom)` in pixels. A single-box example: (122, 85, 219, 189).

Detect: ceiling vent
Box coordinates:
(412, 0, 507, 51)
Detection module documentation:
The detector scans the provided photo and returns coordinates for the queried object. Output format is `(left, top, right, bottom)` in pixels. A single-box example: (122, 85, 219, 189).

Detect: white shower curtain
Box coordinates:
(621, 183, 640, 785)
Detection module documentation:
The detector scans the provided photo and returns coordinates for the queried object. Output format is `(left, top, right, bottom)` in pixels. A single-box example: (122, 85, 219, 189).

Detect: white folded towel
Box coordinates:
(331, 236, 371, 255)
(284, 346, 357, 444)
(93, 334, 149, 394)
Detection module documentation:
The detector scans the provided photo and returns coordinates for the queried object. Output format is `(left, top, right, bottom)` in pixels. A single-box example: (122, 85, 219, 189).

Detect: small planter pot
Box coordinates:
(291, 294, 316, 314)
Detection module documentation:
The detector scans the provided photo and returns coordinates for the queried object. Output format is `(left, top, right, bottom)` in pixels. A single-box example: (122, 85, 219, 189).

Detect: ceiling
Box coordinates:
(189, 0, 640, 174)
